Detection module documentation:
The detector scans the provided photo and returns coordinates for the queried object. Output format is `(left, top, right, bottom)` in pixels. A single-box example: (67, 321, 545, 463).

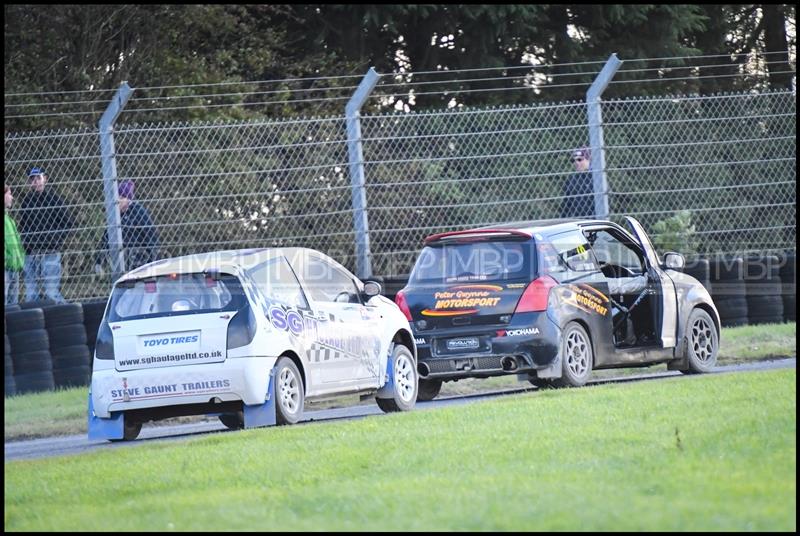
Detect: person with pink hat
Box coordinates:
(95, 179, 159, 274)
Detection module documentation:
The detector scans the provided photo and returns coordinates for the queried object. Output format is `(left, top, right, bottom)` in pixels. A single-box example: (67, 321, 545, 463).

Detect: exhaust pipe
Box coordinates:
(501, 356, 518, 371)
(418, 362, 430, 378)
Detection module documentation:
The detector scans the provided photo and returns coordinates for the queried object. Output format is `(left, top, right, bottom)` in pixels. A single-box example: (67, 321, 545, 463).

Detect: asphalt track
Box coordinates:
(5, 358, 795, 462)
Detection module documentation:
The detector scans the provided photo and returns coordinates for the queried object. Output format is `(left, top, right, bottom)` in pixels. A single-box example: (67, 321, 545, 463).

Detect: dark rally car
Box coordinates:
(395, 217, 720, 401)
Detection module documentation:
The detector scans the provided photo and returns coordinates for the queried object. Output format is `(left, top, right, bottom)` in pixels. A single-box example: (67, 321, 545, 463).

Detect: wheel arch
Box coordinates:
(564, 317, 596, 363)
(392, 328, 417, 362)
(279, 349, 307, 392)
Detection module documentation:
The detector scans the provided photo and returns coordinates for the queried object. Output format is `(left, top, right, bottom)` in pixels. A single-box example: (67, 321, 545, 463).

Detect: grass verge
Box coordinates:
(4, 322, 795, 441)
(4, 369, 796, 531)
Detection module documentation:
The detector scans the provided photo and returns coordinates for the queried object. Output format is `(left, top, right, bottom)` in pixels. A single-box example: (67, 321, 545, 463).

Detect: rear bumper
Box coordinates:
(90, 355, 279, 418)
(413, 312, 560, 379)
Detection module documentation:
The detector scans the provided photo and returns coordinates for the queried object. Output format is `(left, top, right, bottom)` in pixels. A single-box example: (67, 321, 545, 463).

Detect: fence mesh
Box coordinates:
(4, 87, 796, 301)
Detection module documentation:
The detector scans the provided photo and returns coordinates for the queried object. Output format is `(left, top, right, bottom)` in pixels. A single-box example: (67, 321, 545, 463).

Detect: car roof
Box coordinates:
(117, 247, 335, 283)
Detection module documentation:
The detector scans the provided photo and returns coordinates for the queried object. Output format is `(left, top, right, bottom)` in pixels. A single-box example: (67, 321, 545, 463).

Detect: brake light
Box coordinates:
(394, 290, 413, 321)
(514, 276, 558, 313)
(227, 306, 257, 350)
(94, 320, 115, 360)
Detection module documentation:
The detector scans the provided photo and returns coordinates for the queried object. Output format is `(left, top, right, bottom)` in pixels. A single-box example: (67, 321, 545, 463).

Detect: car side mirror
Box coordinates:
(663, 252, 685, 270)
(363, 281, 382, 298)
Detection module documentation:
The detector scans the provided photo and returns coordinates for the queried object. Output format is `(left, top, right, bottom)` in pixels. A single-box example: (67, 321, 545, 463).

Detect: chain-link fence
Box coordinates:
(4, 75, 796, 302)
(362, 89, 796, 275)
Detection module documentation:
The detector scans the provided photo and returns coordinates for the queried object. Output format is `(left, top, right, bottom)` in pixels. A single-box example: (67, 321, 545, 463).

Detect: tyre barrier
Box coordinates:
(14, 371, 55, 394)
(9, 328, 51, 354)
(683, 258, 711, 293)
(4, 303, 98, 396)
(779, 254, 795, 322)
(5, 335, 15, 397)
(48, 323, 88, 347)
(54, 365, 92, 389)
(19, 298, 57, 310)
(380, 275, 410, 302)
(6, 308, 45, 332)
(52, 343, 92, 388)
(81, 299, 107, 356)
(709, 257, 748, 328)
(12, 349, 53, 375)
(42, 303, 84, 329)
(744, 255, 784, 325)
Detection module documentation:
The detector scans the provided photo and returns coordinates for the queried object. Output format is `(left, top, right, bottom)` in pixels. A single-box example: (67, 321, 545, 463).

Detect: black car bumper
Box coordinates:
(412, 312, 560, 380)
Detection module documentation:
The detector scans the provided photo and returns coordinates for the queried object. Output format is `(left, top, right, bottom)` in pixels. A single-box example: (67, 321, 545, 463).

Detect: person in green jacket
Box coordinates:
(5, 184, 25, 305)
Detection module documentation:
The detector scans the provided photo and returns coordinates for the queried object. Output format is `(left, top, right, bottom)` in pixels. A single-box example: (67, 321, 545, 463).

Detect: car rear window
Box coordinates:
(409, 240, 534, 284)
(107, 273, 246, 322)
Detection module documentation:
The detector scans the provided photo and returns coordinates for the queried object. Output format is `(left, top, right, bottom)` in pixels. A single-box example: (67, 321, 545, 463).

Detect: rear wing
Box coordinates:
(423, 229, 532, 246)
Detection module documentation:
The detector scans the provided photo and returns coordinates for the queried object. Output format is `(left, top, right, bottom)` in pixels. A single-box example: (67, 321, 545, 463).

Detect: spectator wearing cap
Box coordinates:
(17, 167, 74, 303)
(5, 184, 26, 305)
(95, 180, 159, 274)
(559, 147, 595, 219)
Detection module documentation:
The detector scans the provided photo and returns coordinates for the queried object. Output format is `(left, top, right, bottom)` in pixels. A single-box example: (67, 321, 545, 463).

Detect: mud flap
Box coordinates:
(88, 393, 124, 441)
(667, 336, 690, 371)
(536, 351, 562, 379)
(243, 366, 277, 428)
(375, 344, 395, 399)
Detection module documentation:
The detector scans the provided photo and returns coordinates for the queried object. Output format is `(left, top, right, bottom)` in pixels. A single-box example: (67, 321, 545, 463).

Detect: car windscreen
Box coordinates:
(409, 240, 534, 284)
(107, 273, 246, 322)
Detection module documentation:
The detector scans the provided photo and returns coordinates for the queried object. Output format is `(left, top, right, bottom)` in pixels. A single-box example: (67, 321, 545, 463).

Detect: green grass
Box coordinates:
(4, 369, 796, 531)
(4, 322, 796, 441)
(717, 322, 796, 362)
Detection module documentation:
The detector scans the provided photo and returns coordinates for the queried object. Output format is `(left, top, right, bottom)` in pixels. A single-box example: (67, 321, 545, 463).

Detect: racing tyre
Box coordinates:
(6, 308, 45, 332)
(219, 411, 244, 430)
(376, 344, 418, 412)
(274, 356, 304, 425)
(47, 323, 88, 348)
(417, 378, 443, 401)
(681, 308, 719, 374)
(111, 416, 142, 442)
(552, 322, 593, 388)
(42, 303, 83, 328)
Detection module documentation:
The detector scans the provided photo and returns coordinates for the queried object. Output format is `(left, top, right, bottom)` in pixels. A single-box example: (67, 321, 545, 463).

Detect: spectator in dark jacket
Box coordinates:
(96, 180, 159, 273)
(559, 147, 595, 219)
(17, 167, 74, 303)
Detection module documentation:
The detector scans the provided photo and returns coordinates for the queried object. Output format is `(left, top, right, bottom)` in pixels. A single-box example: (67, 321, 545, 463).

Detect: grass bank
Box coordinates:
(4, 368, 796, 531)
(4, 322, 795, 441)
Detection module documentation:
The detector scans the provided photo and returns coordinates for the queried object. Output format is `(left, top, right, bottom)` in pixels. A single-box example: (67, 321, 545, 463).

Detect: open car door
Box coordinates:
(623, 216, 678, 348)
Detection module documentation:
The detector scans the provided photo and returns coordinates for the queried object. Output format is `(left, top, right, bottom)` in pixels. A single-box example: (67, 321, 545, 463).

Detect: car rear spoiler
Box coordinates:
(423, 229, 532, 245)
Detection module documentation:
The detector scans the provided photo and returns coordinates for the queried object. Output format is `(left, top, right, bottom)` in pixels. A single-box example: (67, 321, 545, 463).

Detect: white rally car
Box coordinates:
(89, 248, 418, 441)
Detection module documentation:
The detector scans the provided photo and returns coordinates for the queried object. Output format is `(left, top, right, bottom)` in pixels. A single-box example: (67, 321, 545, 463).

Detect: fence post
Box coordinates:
(586, 53, 623, 220)
(99, 82, 133, 282)
(346, 68, 380, 279)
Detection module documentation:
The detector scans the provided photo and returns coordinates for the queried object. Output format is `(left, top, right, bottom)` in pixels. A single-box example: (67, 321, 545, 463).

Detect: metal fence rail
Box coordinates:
(4, 64, 796, 302)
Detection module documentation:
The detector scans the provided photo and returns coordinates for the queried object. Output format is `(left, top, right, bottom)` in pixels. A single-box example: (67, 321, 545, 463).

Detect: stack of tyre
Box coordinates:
(6, 308, 54, 394)
(43, 303, 92, 388)
(81, 299, 108, 360)
(380, 275, 410, 302)
(743, 255, 784, 325)
(709, 257, 748, 327)
(779, 253, 795, 323)
(4, 321, 15, 397)
(683, 258, 711, 293)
